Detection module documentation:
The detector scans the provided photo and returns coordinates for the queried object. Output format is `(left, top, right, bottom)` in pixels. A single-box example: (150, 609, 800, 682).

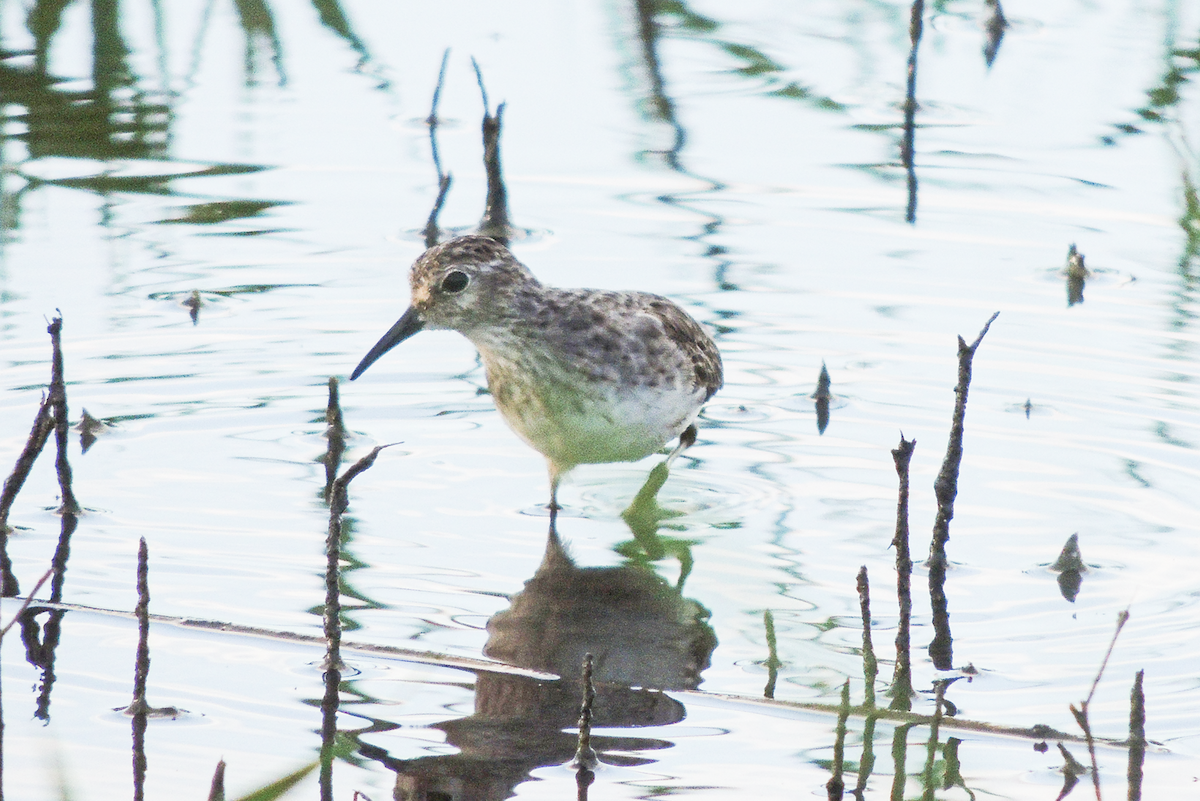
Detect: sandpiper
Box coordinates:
(350, 235, 723, 508)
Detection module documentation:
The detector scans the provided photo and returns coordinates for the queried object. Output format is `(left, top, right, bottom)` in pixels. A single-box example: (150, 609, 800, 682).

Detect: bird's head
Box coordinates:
(350, 236, 538, 380)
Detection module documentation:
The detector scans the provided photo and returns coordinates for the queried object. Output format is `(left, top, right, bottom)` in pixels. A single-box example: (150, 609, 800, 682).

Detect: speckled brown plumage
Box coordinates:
(350, 235, 724, 506)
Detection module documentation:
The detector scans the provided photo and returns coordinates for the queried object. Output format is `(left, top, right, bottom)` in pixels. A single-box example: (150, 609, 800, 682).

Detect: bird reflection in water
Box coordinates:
(371, 466, 716, 800)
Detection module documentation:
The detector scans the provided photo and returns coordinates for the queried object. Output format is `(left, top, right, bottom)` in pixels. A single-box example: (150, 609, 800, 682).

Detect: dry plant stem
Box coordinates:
(0, 394, 55, 596)
(128, 538, 150, 801)
(207, 760, 226, 801)
(325, 446, 389, 668)
(0, 568, 53, 638)
(928, 312, 1000, 669)
(826, 679, 850, 799)
(322, 445, 388, 799)
(890, 436, 916, 710)
(574, 653, 598, 770)
(125, 538, 151, 715)
(321, 378, 347, 503)
(1127, 670, 1145, 801)
(0, 395, 54, 526)
(47, 317, 79, 516)
(1071, 609, 1131, 801)
(857, 567, 877, 710)
(0, 402, 52, 598)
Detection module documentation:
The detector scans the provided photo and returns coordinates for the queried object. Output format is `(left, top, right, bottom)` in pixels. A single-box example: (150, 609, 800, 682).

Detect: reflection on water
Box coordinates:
(1, 0, 1199, 797)
(367, 506, 716, 799)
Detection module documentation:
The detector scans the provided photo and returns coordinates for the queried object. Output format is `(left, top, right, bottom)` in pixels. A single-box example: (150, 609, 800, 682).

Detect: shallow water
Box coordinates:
(2, 0, 1199, 798)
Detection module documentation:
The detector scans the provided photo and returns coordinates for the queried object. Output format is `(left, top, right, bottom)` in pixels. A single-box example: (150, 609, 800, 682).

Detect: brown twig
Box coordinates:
(0, 396, 55, 595)
(47, 316, 80, 516)
(322, 444, 391, 799)
(857, 567, 877, 710)
(1127, 670, 1145, 801)
(574, 652, 598, 770)
(1070, 609, 1130, 801)
(890, 435, 916, 709)
(928, 312, 999, 669)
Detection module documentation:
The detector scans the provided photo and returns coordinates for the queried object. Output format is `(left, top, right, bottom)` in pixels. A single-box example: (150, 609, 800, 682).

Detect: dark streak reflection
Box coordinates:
(902, 0, 925, 224)
(982, 0, 1008, 68)
(362, 507, 715, 798)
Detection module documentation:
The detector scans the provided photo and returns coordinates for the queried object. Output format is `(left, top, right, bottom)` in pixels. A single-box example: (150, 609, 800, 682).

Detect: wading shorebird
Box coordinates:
(350, 236, 723, 510)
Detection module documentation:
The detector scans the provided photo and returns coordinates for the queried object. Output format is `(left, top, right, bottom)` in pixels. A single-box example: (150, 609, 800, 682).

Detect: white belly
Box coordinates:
(488, 367, 704, 469)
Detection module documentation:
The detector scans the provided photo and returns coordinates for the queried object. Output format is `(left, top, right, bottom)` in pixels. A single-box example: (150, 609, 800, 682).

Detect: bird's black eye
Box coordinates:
(441, 270, 470, 294)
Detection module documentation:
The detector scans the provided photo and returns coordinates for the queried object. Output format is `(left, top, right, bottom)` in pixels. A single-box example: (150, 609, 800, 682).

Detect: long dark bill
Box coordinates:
(349, 307, 426, 380)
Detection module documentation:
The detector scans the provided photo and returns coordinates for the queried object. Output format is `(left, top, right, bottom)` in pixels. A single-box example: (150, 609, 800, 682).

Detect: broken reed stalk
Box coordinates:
(890, 436, 916, 710)
(1071, 609, 1131, 801)
(127, 538, 151, 801)
(574, 652, 598, 770)
(928, 312, 999, 669)
(1127, 670, 1145, 801)
(322, 378, 347, 503)
(207, 760, 226, 801)
(47, 317, 79, 516)
(0, 397, 53, 595)
(826, 679, 850, 800)
(126, 538, 151, 715)
(855, 570, 880, 799)
(902, 0, 925, 223)
(574, 653, 598, 800)
(857, 567, 877, 710)
(0, 396, 54, 528)
(322, 445, 388, 799)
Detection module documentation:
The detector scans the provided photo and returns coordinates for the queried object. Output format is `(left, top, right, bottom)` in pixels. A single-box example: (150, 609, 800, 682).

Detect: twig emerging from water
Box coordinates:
(857, 567, 877, 710)
(322, 444, 390, 799)
(0, 395, 55, 595)
(574, 652, 598, 770)
(48, 316, 80, 516)
(574, 653, 598, 800)
(1127, 670, 1145, 801)
(1071, 609, 1130, 801)
(125, 538, 151, 801)
(321, 378, 347, 503)
(207, 760, 226, 801)
(890, 435, 916, 710)
(125, 538, 152, 716)
(928, 312, 999, 669)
